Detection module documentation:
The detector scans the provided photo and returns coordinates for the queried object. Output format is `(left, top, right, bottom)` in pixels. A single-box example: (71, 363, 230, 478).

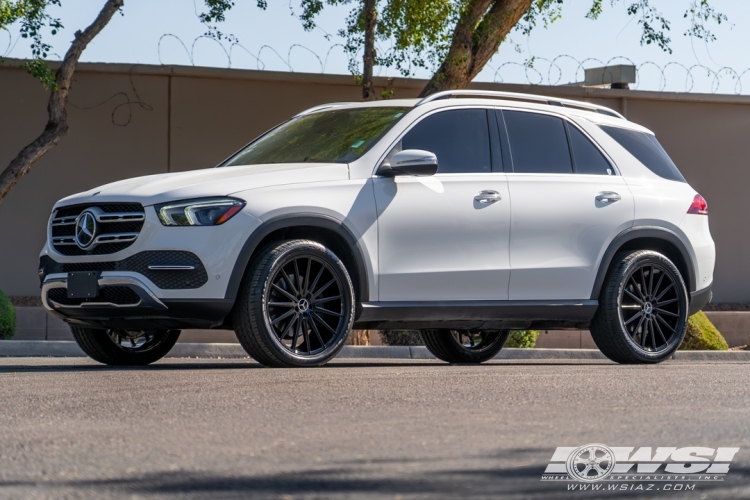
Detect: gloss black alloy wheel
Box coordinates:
(108, 329, 165, 352)
(264, 255, 345, 356)
(422, 329, 510, 363)
(619, 262, 683, 353)
(590, 250, 688, 364)
(71, 327, 181, 365)
(234, 240, 355, 368)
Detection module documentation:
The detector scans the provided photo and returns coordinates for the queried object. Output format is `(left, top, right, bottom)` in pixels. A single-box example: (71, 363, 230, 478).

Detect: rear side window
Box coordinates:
(402, 109, 491, 174)
(567, 125, 612, 175)
(503, 111, 573, 174)
(600, 126, 685, 182)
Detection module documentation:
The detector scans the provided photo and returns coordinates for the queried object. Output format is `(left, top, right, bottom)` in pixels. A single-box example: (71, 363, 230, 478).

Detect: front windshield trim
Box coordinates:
(215, 119, 291, 168)
(220, 106, 411, 168)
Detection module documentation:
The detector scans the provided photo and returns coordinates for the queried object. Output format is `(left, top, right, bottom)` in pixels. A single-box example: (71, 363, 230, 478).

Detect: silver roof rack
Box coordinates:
(294, 102, 354, 117)
(415, 90, 625, 120)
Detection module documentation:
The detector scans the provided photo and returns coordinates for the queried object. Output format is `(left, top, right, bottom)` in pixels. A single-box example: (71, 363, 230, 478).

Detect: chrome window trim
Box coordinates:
(495, 106, 622, 177)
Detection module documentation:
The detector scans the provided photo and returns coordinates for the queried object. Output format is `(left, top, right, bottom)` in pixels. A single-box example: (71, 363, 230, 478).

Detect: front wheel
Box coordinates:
(590, 250, 689, 364)
(421, 330, 510, 363)
(71, 327, 180, 365)
(233, 239, 355, 368)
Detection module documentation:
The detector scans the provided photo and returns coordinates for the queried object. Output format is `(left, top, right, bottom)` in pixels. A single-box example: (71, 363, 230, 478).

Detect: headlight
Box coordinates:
(155, 198, 246, 226)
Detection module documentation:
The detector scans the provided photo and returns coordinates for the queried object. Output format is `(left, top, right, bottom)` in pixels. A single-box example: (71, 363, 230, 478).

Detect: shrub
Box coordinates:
(505, 330, 540, 348)
(378, 330, 543, 348)
(378, 330, 423, 346)
(0, 290, 15, 340)
(679, 311, 728, 350)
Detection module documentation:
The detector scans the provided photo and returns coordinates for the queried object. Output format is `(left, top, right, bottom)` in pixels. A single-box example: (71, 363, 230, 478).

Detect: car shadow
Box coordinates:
(1, 456, 747, 499)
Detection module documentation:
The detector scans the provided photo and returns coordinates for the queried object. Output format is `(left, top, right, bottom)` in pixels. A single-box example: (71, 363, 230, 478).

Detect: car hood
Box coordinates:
(53, 163, 350, 209)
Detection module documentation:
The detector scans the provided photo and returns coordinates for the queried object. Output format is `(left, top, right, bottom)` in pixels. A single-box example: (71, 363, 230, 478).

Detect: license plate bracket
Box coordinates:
(67, 271, 101, 299)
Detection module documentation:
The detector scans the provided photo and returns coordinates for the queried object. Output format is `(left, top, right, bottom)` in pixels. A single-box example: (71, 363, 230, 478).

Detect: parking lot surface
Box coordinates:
(0, 357, 748, 499)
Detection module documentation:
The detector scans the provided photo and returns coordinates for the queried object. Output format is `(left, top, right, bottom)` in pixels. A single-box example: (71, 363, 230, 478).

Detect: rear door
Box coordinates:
(499, 109, 634, 300)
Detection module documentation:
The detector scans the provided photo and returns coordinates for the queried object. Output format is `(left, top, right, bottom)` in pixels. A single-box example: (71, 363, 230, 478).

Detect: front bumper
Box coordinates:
(42, 273, 234, 330)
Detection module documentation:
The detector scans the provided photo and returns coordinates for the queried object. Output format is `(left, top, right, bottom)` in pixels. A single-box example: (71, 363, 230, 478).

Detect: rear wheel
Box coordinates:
(421, 330, 510, 363)
(590, 250, 688, 364)
(233, 240, 355, 368)
(71, 327, 180, 365)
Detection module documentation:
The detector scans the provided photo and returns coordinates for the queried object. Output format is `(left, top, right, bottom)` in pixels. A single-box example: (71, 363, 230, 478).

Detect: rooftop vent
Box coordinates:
(583, 65, 636, 89)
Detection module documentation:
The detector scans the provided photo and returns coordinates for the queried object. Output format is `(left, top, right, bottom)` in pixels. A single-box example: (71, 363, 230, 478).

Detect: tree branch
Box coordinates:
(362, 0, 377, 100)
(418, 0, 533, 97)
(0, 0, 124, 204)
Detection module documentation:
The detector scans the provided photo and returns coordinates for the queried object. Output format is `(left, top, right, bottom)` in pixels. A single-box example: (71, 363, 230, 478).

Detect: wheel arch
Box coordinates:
(591, 227, 697, 300)
(224, 214, 370, 306)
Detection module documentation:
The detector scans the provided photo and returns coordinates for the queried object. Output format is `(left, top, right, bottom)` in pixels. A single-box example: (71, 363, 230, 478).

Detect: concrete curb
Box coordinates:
(0, 341, 748, 361)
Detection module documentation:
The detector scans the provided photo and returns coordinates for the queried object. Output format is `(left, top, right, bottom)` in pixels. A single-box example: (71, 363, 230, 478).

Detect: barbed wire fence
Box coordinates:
(485, 55, 750, 95)
(154, 33, 750, 96)
(4, 25, 750, 129)
(4, 23, 750, 95)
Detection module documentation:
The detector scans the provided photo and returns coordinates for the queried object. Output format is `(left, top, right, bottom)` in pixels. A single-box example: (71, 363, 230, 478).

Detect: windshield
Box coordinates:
(223, 106, 410, 166)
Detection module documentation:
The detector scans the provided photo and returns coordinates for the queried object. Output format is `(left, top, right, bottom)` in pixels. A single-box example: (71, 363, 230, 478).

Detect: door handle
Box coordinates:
(474, 190, 502, 204)
(596, 191, 621, 204)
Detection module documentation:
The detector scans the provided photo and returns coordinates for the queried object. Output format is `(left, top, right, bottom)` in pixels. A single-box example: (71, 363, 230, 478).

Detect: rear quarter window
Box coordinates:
(600, 126, 685, 182)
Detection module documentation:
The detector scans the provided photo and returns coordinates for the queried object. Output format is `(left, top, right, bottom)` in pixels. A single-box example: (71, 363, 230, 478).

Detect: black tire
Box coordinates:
(421, 330, 510, 363)
(233, 239, 355, 368)
(71, 327, 180, 366)
(590, 250, 689, 364)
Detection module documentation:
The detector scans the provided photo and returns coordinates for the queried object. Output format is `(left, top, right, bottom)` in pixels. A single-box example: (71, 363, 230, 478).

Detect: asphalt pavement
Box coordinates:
(0, 357, 748, 499)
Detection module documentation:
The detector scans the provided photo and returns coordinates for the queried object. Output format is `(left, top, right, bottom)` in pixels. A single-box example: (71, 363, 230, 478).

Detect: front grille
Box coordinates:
(39, 251, 209, 290)
(50, 203, 145, 256)
(47, 286, 141, 306)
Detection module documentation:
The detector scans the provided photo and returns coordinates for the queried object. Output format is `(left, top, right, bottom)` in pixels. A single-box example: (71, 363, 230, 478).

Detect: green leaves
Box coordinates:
(299, 0, 455, 77)
(0, 290, 15, 340)
(21, 57, 56, 89)
(625, 1, 673, 54)
(683, 0, 727, 43)
(584, 1, 727, 55)
(198, 0, 267, 43)
(1, 0, 63, 89)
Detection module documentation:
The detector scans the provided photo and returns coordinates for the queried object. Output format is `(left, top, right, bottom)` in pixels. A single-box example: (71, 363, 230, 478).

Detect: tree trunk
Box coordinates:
(0, 0, 124, 204)
(346, 330, 371, 346)
(419, 0, 532, 97)
(361, 0, 377, 101)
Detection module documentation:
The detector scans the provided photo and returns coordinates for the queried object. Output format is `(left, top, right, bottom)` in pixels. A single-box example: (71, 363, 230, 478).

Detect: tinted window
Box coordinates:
(568, 125, 612, 175)
(402, 109, 491, 174)
(600, 126, 685, 182)
(503, 111, 572, 174)
(224, 107, 409, 166)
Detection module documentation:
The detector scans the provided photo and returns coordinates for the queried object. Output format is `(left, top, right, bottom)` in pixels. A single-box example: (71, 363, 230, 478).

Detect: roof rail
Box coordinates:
(294, 102, 354, 117)
(415, 90, 625, 120)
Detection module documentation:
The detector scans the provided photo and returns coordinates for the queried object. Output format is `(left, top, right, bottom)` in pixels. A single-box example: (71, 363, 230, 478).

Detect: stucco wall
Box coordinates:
(1, 61, 748, 302)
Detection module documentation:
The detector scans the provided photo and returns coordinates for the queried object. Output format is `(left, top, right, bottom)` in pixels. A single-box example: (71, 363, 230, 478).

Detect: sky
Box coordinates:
(2, 0, 750, 95)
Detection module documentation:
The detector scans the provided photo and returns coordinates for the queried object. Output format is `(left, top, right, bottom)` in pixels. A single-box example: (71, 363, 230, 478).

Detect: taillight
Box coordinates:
(687, 194, 708, 215)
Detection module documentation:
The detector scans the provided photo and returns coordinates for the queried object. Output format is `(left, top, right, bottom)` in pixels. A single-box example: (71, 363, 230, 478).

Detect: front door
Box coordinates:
(374, 108, 511, 301)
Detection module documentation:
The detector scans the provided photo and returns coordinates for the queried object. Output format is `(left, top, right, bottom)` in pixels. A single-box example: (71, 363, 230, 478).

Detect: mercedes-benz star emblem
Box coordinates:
(74, 210, 98, 249)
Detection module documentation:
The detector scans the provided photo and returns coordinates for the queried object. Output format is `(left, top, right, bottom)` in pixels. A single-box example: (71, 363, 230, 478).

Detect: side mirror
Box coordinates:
(381, 149, 438, 177)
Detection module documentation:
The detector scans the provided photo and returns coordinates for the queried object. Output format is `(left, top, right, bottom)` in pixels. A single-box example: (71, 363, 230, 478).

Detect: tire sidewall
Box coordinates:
(253, 241, 355, 367)
(72, 327, 180, 365)
(423, 329, 510, 363)
(613, 252, 689, 362)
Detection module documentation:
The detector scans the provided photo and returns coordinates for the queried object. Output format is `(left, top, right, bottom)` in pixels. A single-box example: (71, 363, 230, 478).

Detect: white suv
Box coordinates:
(39, 90, 715, 367)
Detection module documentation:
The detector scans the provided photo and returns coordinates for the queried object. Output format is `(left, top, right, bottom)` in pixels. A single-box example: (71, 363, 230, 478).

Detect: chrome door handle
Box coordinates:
(474, 190, 502, 204)
(596, 191, 621, 204)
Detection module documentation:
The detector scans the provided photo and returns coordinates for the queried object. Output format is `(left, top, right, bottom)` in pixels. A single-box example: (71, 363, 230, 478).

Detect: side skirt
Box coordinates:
(353, 300, 598, 331)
